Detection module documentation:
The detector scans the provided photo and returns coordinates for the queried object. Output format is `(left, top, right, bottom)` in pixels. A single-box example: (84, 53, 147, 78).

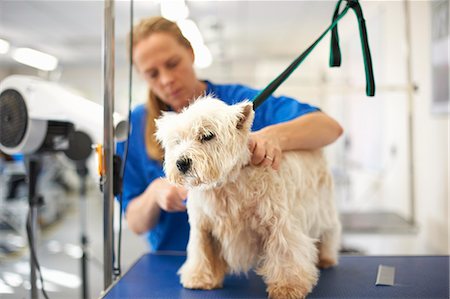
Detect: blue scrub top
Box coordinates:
(116, 80, 319, 252)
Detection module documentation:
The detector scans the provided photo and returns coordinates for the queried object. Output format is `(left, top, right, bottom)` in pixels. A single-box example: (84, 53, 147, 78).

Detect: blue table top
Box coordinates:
(103, 254, 449, 299)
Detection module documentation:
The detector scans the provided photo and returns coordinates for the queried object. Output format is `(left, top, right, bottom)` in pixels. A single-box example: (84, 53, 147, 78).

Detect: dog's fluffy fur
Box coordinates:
(155, 96, 341, 299)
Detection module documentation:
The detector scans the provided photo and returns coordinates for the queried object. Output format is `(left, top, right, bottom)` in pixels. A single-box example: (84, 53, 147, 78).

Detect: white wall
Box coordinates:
(409, 0, 449, 254)
(328, 0, 448, 254)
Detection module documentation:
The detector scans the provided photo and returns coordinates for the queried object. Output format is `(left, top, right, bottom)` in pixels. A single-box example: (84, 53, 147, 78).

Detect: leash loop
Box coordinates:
(252, 0, 375, 110)
(330, 0, 375, 96)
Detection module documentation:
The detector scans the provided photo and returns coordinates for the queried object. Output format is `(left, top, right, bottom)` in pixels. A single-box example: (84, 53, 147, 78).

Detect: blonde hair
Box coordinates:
(131, 16, 193, 161)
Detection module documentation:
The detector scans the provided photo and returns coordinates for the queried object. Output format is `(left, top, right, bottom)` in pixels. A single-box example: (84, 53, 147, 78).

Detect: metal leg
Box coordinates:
(26, 157, 41, 299)
(77, 162, 89, 299)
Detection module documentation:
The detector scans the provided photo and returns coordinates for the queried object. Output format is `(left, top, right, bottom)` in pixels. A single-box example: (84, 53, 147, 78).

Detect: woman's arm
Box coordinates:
(249, 111, 343, 170)
(263, 111, 343, 150)
(125, 178, 187, 234)
(125, 179, 162, 234)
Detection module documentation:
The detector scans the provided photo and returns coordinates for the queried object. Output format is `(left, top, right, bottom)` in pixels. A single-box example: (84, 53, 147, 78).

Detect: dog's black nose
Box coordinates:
(176, 157, 192, 174)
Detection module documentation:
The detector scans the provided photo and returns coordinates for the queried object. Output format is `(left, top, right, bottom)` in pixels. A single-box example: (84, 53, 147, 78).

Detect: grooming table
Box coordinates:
(102, 253, 449, 298)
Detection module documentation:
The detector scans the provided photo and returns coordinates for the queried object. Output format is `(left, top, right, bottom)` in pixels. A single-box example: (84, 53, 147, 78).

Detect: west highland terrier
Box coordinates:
(155, 96, 341, 299)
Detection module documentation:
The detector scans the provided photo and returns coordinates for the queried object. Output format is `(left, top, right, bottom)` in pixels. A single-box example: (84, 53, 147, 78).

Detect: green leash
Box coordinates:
(252, 0, 375, 110)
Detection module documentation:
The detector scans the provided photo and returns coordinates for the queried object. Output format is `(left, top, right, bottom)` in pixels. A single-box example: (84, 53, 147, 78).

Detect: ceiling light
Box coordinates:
(161, 0, 189, 22)
(177, 19, 204, 46)
(0, 39, 10, 54)
(0, 278, 14, 294)
(194, 44, 212, 69)
(176, 19, 212, 69)
(12, 48, 58, 71)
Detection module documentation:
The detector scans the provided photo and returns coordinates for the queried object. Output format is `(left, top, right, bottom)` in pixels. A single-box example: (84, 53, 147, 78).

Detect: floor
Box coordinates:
(0, 186, 148, 299)
(0, 185, 445, 299)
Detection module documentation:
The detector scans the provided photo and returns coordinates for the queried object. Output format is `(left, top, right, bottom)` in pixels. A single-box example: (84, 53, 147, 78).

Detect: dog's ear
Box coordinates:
(236, 101, 254, 130)
(154, 111, 177, 147)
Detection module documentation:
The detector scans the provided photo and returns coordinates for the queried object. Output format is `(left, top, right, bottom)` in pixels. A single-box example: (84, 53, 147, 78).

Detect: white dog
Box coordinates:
(155, 96, 341, 299)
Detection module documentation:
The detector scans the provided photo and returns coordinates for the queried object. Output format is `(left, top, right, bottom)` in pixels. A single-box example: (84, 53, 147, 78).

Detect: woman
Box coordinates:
(117, 16, 343, 252)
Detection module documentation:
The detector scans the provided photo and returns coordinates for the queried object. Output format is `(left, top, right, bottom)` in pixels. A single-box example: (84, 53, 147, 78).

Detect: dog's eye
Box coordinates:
(200, 132, 215, 142)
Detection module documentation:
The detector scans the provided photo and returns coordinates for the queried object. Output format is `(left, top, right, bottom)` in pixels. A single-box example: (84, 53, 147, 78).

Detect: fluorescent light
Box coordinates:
(40, 267, 80, 288)
(2, 272, 23, 288)
(0, 38, 10, 54)
(14, 262, 80, 289)
(161, 0, 189, 22)
(194, 44, 212, 69)
(177, 19, 212, 69)
(64, 243, 83, 259)
(12, 47, 58, 71)
(177, 19, 204, 46)
(0, 278, 14, 294)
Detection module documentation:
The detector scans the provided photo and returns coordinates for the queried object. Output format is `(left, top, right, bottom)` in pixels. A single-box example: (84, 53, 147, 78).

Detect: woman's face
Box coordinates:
(133, 32, 201, 112)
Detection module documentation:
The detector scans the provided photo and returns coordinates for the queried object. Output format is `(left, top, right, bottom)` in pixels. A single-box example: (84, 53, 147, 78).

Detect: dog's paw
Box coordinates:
(178, 264, 223, 290)
(267, 283, 310, 299)
(180, 271, 223, 290)
(317, 256, 338, 269)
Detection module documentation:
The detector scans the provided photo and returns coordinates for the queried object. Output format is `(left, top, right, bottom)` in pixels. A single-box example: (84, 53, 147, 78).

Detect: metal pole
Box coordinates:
(103, 0, 115, 290)
(29, 207, 38, 299)
(403, 0, 416, 226)
(77, 162, 89, 299)
(27, 157, 40, 299)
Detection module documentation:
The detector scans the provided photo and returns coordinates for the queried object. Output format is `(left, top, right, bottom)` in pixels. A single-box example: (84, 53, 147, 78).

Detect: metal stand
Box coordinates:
(403, 0, 416, 226)
(25, 157, 43, 299)
(103, 0, 116, 290)
(76, 161, 89, 299)
(64, 129, 95, 299)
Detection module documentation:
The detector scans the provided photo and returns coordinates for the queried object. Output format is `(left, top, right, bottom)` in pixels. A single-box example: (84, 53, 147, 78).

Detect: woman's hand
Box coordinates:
(247, 112, 343, 171)
(248, 129, 282, 170)
(151, 178, 187, 212)
(126, 178, 187, 234)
